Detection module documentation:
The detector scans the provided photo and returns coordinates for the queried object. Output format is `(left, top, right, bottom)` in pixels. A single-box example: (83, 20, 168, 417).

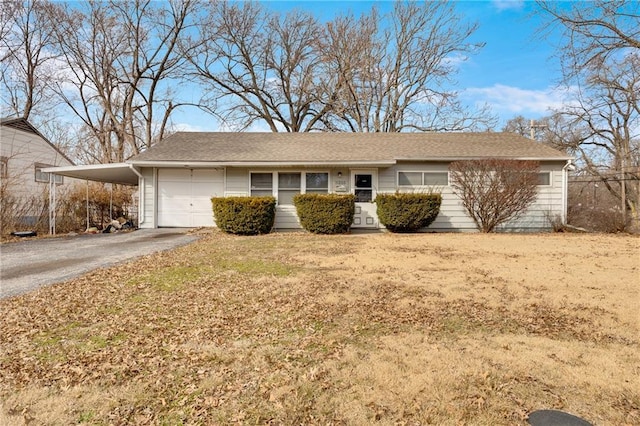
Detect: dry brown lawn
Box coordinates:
(1, 231, 638, 425)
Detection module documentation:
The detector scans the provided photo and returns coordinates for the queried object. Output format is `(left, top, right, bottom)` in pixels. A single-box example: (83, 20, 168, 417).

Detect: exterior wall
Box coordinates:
(1, 125, 75, 223)
(138, 167, 156, 228)
(142, 162, 567, 232)
(378, 162, 477, 231)
(383, 161, 566, 232)
(224, 167, 349, 229)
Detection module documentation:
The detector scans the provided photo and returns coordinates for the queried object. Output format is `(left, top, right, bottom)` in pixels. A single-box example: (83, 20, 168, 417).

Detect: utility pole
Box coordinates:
(529, 119, 546, 140)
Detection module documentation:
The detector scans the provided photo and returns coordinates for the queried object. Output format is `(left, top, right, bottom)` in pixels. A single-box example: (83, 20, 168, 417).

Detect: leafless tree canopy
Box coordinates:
(2, 0, 495, 163)
(50, 0, 198, 163)
(188, 0, 495, 132)
(0, 0, 59, 120)
(449, 159, 541, 233)
(537, 0, 640, 78)
(187, 1, 327, 132)
(536, 0, 640, 227)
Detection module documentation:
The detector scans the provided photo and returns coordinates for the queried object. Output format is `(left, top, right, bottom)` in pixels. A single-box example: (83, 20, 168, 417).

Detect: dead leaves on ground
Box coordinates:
(0, 231, 638, 424)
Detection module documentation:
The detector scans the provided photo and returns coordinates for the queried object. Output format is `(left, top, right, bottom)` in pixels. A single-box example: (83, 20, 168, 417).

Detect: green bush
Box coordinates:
(211, 196, 276, 235)
(293, 193, 355, 234)
(375, 192, 442, 233)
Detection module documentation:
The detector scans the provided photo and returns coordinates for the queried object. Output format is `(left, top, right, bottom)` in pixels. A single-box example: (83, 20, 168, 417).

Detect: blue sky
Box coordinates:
(173, 0, 568, 132)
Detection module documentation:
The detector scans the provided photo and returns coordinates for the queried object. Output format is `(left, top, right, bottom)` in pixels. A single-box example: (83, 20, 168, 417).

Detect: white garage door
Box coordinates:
(157, 168, 224, 227)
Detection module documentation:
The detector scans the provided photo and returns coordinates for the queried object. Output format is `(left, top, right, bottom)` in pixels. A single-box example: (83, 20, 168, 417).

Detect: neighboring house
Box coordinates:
(0, 117, 75, 226)
(121, 132, 572, 231)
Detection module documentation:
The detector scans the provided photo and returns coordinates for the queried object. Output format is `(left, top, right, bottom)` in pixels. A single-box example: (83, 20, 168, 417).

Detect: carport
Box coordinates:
(42, 163, 141, 235)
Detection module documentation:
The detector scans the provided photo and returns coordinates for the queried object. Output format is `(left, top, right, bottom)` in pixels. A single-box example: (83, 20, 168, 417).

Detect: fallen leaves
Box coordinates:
(0, 231, 638, 424)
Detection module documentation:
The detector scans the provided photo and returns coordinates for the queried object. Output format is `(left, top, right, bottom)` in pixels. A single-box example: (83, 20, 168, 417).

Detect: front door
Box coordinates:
(351, 170, 378, 228)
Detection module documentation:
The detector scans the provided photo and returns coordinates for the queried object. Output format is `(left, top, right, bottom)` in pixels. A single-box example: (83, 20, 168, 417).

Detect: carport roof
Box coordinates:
(42, 163, 139, 185)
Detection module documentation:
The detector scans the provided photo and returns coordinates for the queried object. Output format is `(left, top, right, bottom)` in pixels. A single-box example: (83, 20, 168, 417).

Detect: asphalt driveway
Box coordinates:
(0, 228, 200, 299)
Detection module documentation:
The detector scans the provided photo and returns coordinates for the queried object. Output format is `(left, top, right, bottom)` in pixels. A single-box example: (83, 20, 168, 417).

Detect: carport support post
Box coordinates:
(49, 177, 56, 235)
(86, 180, 90, 231)
(108, 183, 113, 220)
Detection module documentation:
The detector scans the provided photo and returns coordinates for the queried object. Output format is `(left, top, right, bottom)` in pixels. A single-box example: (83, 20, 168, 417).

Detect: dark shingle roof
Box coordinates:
(129, 132, 570, 164)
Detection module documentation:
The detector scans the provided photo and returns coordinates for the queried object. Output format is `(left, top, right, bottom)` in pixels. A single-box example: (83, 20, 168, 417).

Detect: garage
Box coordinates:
(157, 168, 224, 227)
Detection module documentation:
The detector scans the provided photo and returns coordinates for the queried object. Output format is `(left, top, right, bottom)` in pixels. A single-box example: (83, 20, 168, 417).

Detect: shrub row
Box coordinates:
(293, 193, 355, 234)
(211, 192, 441, 235)
(376, 193, 442, 232)
(211, 196, 276, 235)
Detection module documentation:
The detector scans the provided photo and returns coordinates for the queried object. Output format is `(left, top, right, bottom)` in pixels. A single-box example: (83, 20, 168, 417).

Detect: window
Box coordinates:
(537, 172, 551, 186)
(278, 172, 301, 205)
(424, 172, 448, 186)
(250, 172, 273, 197)
(34, 163, 63, 184)
(251, 171, 329, 204)
(0, 156, 7, 179)
(305, 172, 329, 194)
(398, 172, 422, 186)
(354, 173, 373, 202)
(398, 171, 448, 186)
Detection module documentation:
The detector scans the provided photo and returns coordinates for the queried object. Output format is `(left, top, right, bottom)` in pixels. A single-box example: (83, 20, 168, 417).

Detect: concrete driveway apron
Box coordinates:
(0, 228, 200, 299)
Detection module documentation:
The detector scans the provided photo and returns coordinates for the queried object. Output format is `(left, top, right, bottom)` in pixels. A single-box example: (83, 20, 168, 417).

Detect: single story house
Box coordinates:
(45, 132, 573, 232)
(1, 117, 76, 228)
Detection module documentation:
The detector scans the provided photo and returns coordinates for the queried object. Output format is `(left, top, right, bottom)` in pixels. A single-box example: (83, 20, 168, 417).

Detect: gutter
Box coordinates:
(394, 156, 574, 162)
(129, 160, 398, 168)
(128, 164, 145, 225)
(562, 160, 575, 224)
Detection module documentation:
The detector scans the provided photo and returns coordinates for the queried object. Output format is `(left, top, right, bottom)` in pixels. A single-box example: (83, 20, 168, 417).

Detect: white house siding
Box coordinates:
(378, 163, 477, 231)
(500, 163, 565, 231)
(224, 167, 353, 229)
(381, 161, 566, 232)
(142, 162, 566, 231)
(1, 125, 76, 223)
(224, 167, 249, 196)
(138, 167, 156, 228)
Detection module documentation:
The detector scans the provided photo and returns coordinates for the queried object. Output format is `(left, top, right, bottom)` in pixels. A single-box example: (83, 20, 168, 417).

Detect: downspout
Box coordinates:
(129, 164, 144, 225)
(562, 160, 574, 224)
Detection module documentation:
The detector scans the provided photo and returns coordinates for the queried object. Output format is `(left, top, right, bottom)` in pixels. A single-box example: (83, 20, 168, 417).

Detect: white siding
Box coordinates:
(224, 167, 249, 196)
(274, 206, 301, 229)
(143, 163, 567, 232)
(138, 167, 155, 228)
(1, 126, 74, 197)
(0, 125, 77, 221)
(383, 161, 567, 232)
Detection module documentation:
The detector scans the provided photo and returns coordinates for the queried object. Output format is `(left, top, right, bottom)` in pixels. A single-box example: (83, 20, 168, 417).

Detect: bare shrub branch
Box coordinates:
(449, 159, 540, 232)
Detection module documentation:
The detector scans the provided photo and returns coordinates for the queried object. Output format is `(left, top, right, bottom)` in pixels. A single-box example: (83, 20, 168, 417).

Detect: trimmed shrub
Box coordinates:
(293, 193, 355, 234)
(375, 192, 442, 232)
(211, 196, 276, 235)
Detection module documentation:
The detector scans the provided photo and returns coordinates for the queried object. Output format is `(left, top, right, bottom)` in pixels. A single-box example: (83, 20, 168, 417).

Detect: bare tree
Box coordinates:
(537, 0, 640, 228)
(449, 159, 541, 233)
(560, 54, 639, 225)
(502, 113, 579, 153)
(322, 2, 494, 132)
(537, 1, 640, 78)
(50, 0, 197, 162)
(187, 1, 328, 132)
(0, 0, 59, 119)
(189, 1, 494, 132)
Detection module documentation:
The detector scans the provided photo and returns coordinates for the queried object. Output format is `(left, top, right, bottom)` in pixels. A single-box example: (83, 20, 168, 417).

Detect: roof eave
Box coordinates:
(42, 163, 139, 185)
(394, 156, 574, 162)
(128, 160, 397, 167)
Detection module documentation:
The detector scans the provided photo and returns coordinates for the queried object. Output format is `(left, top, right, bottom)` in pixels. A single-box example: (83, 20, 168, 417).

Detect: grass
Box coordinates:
(0, 230, 638, 425)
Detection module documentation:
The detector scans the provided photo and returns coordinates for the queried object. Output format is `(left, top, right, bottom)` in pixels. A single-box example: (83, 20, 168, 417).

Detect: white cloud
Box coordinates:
(170, 122, 213, 132)
(491, 0, 525, 12)
(171, 119, 275, 133)
(463, 84, 575, 116)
